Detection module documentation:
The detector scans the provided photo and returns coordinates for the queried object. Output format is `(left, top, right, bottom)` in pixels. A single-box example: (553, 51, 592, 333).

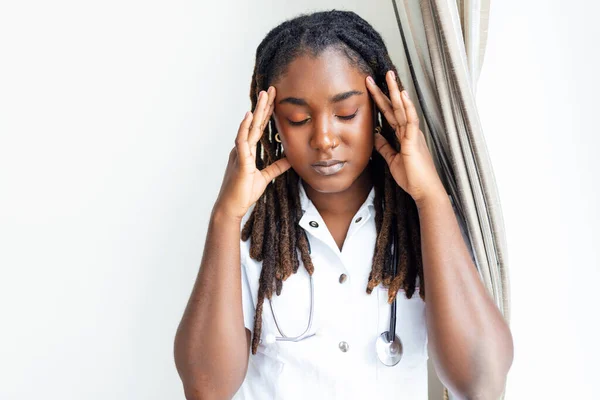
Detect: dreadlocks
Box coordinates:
(242, 10, 425, 355)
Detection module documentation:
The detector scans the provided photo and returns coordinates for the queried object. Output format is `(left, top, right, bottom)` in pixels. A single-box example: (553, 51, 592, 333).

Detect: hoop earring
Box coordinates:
(274, 133, 281, 143)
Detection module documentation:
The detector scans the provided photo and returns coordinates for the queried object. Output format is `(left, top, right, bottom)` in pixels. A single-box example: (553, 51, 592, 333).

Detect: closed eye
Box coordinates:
(287, 109, 359, 126)
(288, 118, 310, 126)
(337, 110, 358, 120)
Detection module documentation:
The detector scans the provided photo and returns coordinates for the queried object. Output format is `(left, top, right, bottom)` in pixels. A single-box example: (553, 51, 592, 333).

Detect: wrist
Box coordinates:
(211, 204, 245, 225)
(415, 186, 449, 211)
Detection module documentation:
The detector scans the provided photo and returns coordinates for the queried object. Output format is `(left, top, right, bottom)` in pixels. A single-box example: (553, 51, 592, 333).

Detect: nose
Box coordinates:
(310, 118, 340, 151)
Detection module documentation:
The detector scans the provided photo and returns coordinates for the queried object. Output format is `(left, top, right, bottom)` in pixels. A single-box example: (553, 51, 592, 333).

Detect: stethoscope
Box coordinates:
(264, 220, 404, 367)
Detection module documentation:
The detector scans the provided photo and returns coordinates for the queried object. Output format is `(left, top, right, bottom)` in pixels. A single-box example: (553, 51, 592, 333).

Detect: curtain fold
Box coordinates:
(389, 1, 509, 399)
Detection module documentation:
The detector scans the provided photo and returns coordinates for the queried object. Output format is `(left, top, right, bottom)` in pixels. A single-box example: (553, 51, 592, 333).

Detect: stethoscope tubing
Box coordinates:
(388, 220, 398, 343)
(267, 217, 399, 350)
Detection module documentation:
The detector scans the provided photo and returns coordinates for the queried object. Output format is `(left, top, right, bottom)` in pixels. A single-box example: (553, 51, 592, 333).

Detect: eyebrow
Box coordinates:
(278, 90, 364, 106)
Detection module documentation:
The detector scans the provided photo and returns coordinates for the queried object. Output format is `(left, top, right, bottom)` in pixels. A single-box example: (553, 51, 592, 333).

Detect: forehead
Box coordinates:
(273, 48, 367, 98)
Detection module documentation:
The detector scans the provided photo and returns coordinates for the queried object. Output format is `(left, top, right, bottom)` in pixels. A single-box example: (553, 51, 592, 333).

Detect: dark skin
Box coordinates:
(174, 47, 512, 400)
(173, 49, 375, 398)
(272, 48, 376, 250)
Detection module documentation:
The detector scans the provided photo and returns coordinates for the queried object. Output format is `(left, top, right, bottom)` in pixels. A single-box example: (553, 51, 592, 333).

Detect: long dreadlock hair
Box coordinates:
(243, 10, 425, 355)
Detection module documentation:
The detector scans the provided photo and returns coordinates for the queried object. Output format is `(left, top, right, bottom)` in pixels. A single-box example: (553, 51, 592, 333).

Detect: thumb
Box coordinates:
(374, 132, 398, 168)
(261, 157, 292, 183)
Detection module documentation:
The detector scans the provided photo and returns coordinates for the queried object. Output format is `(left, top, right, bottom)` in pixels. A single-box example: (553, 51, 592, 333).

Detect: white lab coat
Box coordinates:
(233, 178, 471, 399)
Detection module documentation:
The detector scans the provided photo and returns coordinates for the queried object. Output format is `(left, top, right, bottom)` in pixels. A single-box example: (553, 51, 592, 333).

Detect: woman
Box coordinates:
(174, 10, 513, 400)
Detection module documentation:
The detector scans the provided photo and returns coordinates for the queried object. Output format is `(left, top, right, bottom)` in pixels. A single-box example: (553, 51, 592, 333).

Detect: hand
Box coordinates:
(214, 86, 291, 220)
(366, 71, 446, 206)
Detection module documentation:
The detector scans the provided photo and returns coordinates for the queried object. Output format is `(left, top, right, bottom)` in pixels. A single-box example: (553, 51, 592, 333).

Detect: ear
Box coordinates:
(271, 114, 282, 134)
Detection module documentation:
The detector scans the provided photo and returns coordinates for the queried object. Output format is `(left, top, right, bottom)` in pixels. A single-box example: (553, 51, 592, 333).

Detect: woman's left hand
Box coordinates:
(366, 70, 446, 206)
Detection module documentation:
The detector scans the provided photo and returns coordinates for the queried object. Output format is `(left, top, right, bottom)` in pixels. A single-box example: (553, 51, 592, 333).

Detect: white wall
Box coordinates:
(0, 0, 597, 399)
(476, 0, 600, 398)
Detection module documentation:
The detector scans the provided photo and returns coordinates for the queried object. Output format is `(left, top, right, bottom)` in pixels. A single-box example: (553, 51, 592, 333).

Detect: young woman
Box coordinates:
(174, 10, 513, 400)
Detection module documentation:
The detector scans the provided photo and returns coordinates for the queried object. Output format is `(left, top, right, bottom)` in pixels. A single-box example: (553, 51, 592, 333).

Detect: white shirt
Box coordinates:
(234, 179, 472, 400)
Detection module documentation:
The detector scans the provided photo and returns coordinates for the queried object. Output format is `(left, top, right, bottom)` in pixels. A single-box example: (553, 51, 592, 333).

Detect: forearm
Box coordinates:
(174, 207, 249, 400)
(416, 193, 513, 399)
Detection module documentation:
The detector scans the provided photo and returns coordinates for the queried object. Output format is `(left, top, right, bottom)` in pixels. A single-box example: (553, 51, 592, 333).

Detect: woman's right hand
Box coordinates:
(213, 86, 291, 220)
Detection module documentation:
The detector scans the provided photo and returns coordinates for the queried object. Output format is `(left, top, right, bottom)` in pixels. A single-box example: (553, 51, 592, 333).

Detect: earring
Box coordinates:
(274, 132, 281, 143)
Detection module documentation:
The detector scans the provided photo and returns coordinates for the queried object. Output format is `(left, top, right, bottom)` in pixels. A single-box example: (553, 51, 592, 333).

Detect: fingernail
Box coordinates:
(390, 70, 395, 80)
(367, 76, 374, 84)
(402, 90, 409, 99)
(245, 111, 250, 118)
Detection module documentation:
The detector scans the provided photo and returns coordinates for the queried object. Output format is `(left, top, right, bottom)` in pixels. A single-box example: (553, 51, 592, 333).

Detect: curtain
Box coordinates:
(389, 0, 510, 399)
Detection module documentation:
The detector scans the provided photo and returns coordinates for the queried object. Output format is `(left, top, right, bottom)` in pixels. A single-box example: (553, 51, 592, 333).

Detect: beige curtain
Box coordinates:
(389, 0, 510, 399)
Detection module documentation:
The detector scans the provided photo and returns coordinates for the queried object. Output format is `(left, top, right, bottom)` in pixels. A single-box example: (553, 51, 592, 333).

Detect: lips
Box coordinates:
(311, 160, 346, 176)
(312, 159, 344, 167)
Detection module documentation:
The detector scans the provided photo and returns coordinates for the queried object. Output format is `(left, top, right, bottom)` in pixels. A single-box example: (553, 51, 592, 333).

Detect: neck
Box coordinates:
(303, 165, 373, 216)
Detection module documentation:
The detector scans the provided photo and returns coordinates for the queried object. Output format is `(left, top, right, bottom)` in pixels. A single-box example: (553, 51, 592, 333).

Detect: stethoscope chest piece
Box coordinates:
(375, 331, 403, 366)
(375, 217, 404, 367)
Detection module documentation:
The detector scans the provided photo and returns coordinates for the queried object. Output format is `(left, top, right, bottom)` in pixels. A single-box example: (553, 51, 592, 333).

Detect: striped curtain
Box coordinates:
(389, 0, 510, 399)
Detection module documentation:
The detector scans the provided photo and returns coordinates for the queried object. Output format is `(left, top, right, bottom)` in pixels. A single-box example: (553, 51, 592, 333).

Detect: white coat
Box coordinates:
(233, 178, 472, 399)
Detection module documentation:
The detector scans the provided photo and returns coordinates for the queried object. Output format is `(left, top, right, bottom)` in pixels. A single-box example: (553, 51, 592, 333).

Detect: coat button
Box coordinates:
(309, 221, 319, 228)
(339, 273, 348, 284)
(354, 216, 362, 223)
(339, 341, 349, 352)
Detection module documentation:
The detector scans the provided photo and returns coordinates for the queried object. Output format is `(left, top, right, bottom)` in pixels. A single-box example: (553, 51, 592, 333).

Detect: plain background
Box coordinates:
(1, 0, 598, 398)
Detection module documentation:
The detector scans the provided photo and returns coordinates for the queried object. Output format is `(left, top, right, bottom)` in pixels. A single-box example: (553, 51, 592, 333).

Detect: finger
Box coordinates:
(373, 131, 397, 168)
(249, 87, 275, 146)
(386, 71, 408, 139)
(261, 157, 291, 183)
(260, 87, 277, 144)
(235, 110, 254, 161)
(365, 76, 399, 130)
(265, 86, 276, 123)
(264, 86, 276, 121)
(400, 90, 420, 141)
(248, 90, 269, 146)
